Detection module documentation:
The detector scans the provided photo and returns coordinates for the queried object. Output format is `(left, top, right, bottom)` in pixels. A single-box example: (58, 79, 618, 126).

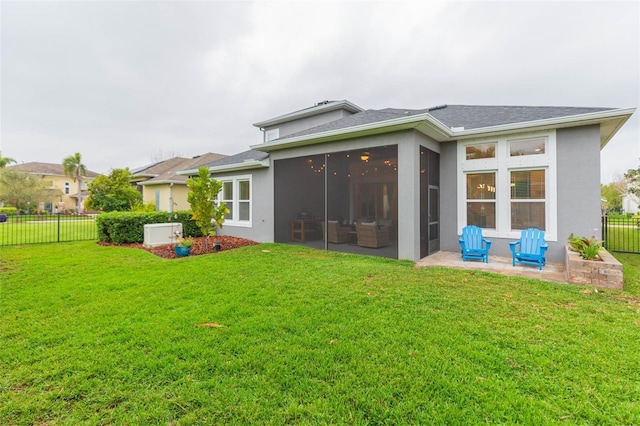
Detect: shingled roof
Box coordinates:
(7, 162, 100, 178)
(276, 105, 617, 141)
(135, 152, 227, 185)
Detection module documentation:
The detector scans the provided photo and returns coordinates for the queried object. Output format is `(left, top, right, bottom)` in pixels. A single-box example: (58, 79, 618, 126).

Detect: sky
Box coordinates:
(1, 0, 638, 183)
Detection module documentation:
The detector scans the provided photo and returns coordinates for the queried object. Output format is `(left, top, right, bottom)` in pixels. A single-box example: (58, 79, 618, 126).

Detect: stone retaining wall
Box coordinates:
(564, 246, 623, 290)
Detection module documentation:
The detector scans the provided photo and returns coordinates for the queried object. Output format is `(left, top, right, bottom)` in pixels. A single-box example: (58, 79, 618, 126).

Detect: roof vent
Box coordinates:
(315, 100, 331, 106)
(428, 104, 447, 111)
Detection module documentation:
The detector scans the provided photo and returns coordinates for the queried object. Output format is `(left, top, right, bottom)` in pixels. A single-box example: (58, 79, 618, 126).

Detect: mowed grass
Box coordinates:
(1, 242, 640, 424)
(0, 218, 97, 245)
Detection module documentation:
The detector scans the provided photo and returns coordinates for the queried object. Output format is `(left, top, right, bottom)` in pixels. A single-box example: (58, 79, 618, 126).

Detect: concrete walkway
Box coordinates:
(415, 251, 567, 284)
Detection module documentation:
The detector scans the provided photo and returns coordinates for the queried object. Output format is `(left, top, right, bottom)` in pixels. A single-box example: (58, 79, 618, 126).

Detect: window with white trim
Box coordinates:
(510, 169, 545, 230)
(64, 182, 70, 195)
(466, 172, 496, 229)
(217, 175, 252, 227)
(457, 131, 557, 241)
(265, 128, 279, 142)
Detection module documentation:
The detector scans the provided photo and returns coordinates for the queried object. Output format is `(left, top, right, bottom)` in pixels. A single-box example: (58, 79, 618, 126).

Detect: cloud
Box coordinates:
(1, 1, 637, 180)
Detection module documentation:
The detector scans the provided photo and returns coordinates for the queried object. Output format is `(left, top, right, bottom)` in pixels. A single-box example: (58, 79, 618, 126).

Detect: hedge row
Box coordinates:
(0, 207, 18, 215)
(96, 210, 203, 244)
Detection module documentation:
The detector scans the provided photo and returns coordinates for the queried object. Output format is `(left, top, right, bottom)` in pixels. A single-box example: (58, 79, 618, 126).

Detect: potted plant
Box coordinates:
(567, 233, 602, 261)
(174, 232, 193, 257)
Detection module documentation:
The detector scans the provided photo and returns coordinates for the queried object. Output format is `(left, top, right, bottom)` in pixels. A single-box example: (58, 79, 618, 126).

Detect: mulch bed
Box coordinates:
(97, 236, 259, 259)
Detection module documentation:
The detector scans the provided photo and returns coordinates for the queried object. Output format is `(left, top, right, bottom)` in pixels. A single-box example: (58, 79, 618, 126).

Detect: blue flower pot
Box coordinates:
(175, 246, 191, 257)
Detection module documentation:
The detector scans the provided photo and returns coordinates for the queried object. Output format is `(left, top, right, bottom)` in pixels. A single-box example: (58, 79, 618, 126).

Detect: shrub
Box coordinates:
(131, 202, 157, 213)
(170, 211, 203, 238)
(568, 233, 602, 260)
(96, 212, 169, 244)
(0, 207, 17, 216)
(96, 210, 203, 244)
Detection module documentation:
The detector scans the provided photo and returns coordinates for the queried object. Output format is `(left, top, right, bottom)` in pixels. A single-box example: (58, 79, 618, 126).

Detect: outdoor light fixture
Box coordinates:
(360, 151, 370, 162)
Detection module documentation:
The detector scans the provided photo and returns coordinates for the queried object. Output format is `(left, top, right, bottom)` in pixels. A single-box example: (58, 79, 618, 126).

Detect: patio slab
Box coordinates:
(416, 251, 567, 284)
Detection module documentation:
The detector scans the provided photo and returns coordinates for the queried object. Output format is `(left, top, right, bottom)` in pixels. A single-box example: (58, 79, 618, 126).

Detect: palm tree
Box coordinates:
(0, 151, 16, 168)
(62, 152, 88, 213)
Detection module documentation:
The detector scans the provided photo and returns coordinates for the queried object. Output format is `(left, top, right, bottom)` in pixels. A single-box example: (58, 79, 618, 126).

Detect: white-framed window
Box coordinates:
(466, 172, 497, 229)
(217, 175, 252, 227)
(457, 131, 557, 241)
(64, 182, 70, 195)
(510, 169, 546, 231)
(265, 128, 279, 142)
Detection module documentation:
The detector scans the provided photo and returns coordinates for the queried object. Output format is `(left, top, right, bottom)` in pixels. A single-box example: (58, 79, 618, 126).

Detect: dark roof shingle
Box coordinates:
(276, 104, 616, 140)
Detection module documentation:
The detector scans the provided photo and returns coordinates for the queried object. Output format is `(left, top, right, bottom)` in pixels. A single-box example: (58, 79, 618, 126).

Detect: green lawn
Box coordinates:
(605, 223, 640, 253)
(0, 217, 97, 245)
(2, 242, 640, 424)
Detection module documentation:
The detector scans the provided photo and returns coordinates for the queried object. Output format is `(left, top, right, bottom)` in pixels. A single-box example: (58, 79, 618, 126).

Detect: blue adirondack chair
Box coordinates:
(509, 228, 548, 270)
(459, 225, 492, 263)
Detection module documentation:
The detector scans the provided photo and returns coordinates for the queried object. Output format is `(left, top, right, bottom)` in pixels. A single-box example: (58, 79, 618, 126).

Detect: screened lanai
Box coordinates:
(274, 145, 399, 258)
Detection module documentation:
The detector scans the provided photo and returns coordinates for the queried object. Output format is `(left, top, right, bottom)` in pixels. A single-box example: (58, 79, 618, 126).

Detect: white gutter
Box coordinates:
(138, 179, 185, 186)
(178, 159, 270, 176)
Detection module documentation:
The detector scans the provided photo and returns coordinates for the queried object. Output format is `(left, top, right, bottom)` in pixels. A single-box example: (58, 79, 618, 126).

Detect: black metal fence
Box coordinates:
(0, 213, 98, 246)
(602, 215, 640, 254)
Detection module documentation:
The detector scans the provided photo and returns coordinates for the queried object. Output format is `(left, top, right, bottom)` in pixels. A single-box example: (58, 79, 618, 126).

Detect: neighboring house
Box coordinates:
(132, 153, 226, 212)
(184, 100, 635, 263)
(6, 162, 100, 213)
(622, 193, 640, 214)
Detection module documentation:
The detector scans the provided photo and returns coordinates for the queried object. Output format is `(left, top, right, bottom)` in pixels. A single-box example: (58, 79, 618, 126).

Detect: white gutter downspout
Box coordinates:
(168, 183, 174, 213)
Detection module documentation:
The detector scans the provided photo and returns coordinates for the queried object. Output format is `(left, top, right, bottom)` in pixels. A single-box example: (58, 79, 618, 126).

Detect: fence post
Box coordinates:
(601, 215, 608, 249)
(57, 212, 61, 243)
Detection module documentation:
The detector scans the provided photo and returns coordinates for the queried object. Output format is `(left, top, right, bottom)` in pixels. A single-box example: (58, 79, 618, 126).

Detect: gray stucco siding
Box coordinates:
(438, 141, 459, 253)
(443, 125, 602, 263)
(212, 167, 274, 243)
(553, 125, 602, 260)
(265, 109, 354, 140)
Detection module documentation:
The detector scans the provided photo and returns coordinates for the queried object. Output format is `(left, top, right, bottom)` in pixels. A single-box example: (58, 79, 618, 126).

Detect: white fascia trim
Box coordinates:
(451, 107, 636, 141)
(251, 113, 453, 152)
(209, 159, 270, 174)
(253, 100, 364, 128)
(178, 159, 270, 176)
(139, 180, 185, 186)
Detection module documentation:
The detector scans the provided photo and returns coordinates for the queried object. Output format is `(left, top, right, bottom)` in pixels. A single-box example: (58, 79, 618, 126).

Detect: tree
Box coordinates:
(186, 167, 229, 250)
(62, 152, 88, 213)
(624, 167, 640, 197)
(601, 183, 622, 214)
(86, 168, 142, 212)
(0, 169, 49, 213)
(0, 151, 16, 168)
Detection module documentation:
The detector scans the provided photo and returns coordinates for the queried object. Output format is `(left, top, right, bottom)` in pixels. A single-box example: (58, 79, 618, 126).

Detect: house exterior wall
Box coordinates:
(439, 141, 459, 253)
(37, 174, 93, 212)
(554, 125, 602, 259)
(48, 175, 75, 210)
(142, 183, 190, 212)
(441, 124, 601, 263)
(263, 109, 356, 139)
(212, 167, 274, 243)
(397, 132, 441, 261)
(235, 122, 605, 264)
(622, 194, 640, 214)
